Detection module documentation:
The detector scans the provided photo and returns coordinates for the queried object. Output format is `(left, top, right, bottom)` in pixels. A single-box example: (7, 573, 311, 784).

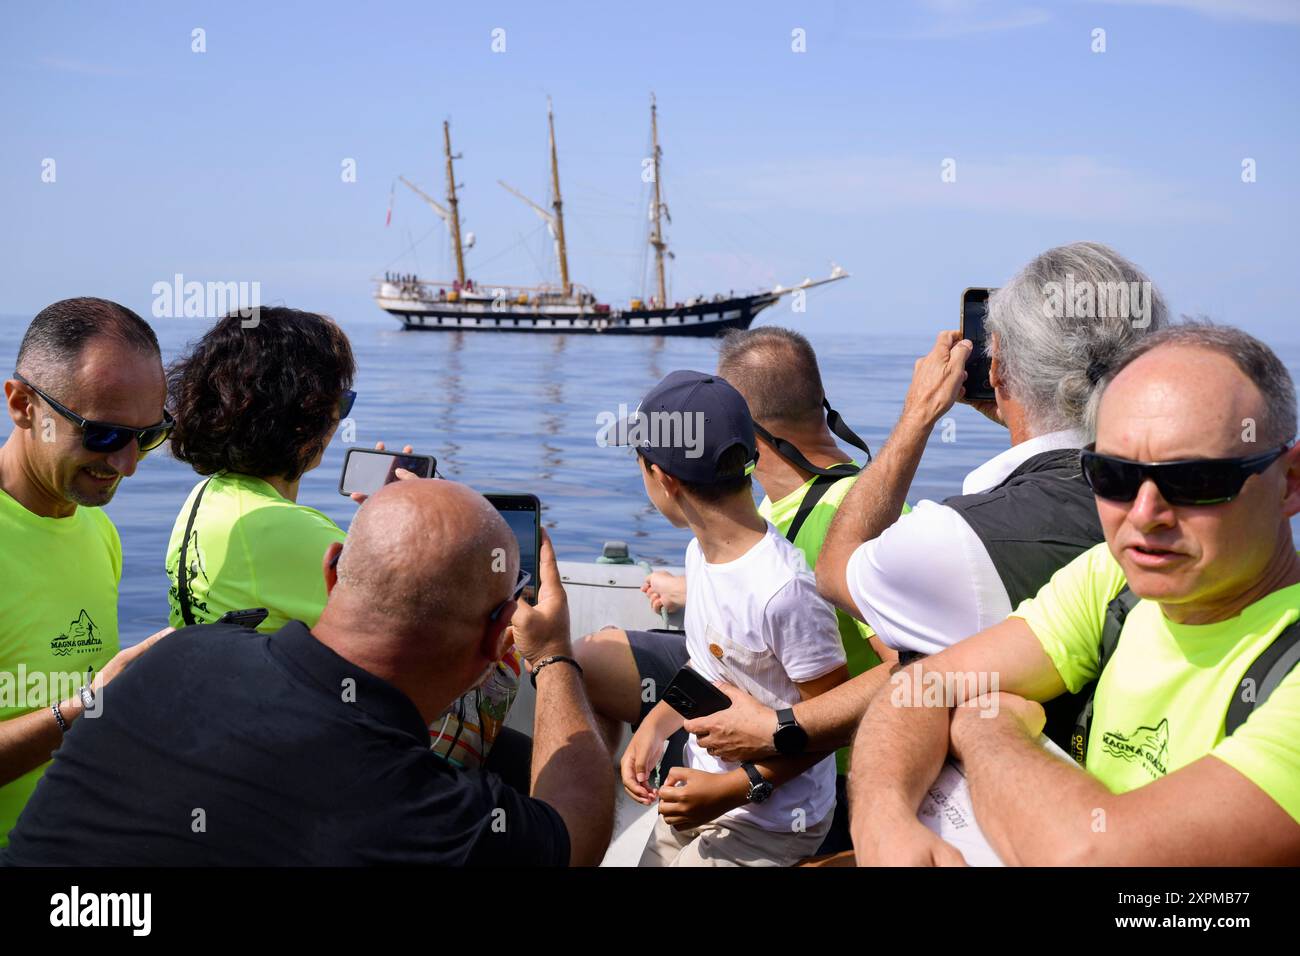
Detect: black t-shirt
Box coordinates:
(3, 622, 569, 865)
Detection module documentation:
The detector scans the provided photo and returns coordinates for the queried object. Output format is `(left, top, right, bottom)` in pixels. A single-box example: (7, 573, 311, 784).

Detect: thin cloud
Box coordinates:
(699, 153, 1229, 225)
(857, 2, 1052, 40)
(38, 56, 138, 77)
(1090, 0, 1300, 25)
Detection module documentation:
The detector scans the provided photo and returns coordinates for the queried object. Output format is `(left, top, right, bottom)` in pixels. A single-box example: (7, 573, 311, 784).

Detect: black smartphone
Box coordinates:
(662, 664, 732, 720)
(960, 287, 997, 402)
(484, 493, 541, 606)
(216, 608, 269, 629)
(338, 448, 436, 498)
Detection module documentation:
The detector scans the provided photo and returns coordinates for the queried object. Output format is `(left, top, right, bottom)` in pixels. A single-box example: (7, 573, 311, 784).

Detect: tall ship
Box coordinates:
(374, 96, 847, 335)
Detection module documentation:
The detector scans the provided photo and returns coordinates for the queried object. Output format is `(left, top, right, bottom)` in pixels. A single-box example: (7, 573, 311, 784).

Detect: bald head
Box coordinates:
(1098, 323, 1296, 459)
(333, 479, 518, 637)
(1093, 325, 1300, 618)
(716, 326, 826, 427)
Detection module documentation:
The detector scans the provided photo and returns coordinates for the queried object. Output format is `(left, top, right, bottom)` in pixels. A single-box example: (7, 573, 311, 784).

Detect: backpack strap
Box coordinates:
(752, 399, 873, 477)
(176, 478, 213, 627)
(783, 466, 859, 546)
(1224, 618, 1300, 736)
(1070, 585, 1139, 767)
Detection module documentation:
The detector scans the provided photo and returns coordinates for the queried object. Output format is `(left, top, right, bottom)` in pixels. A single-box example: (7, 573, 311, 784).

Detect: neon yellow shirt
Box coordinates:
(164, 473, 345, 634)
(760, 468, 910, 773)
(0, 489, 121, 846)
(1014, 542, 1300, 823)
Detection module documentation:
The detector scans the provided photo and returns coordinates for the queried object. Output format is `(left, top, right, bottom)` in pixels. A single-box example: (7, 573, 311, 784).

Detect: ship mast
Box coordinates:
(546, 98, 572, 297)
(648, 93, 669, 308)
(443, 120, 467, 286)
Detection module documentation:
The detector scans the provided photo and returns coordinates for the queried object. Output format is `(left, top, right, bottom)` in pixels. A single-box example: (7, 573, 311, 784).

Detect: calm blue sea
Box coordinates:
(2, 312, 1298, 644)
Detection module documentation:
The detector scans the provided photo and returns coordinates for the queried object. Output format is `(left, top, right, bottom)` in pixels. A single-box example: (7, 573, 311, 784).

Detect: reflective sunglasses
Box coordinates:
(339, 389, 357, 419)
(1080, 442, 1292, 506)
(14, 373, 174, 454)
(489, 570, 532, 622)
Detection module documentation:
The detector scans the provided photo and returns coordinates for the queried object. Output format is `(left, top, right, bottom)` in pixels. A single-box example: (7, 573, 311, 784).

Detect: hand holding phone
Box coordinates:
(504, 528, 571, 667)
(663, 665, 732, 720)
(339, 446, 436, 499)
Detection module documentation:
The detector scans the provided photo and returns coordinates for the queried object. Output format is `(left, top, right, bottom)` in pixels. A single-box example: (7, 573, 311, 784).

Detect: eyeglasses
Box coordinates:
(1080, 442, 1292, 507)
(489, 570, 532, 622)
(339, 389, 357, 419)
(14, 373, 174, 454)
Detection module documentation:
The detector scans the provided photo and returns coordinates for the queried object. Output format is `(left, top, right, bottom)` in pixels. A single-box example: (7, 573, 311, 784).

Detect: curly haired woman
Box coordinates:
(163, 307, 357, 633)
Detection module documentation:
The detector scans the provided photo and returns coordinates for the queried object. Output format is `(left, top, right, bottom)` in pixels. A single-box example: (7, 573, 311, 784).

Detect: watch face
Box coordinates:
(775, 722, 809, 755)
(750, 782, 774, 804)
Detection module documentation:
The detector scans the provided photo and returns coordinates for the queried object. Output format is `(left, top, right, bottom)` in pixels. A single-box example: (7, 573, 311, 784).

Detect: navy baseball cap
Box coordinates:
(613, 370, 758, 483)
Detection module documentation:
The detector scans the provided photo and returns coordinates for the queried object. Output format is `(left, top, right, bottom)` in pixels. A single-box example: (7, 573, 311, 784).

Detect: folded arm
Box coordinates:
(848, 616, 1065, 864)
(955, 697, 1300, 866)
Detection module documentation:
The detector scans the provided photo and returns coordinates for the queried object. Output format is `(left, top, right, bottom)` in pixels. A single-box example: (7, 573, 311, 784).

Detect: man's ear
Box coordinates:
(987, 332, 1003, 390)
(1281, 443, 1300, 519)
(483, 614, 513, 665)
(5, 379, 36, 430)
(322, 541, 343, 594)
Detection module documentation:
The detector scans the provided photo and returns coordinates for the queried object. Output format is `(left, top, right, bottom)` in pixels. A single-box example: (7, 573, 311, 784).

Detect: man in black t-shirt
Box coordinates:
(2, 480, 613, 866)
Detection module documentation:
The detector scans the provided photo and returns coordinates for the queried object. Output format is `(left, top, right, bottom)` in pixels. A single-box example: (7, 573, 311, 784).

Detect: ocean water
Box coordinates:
(1, 312, 1297, 643)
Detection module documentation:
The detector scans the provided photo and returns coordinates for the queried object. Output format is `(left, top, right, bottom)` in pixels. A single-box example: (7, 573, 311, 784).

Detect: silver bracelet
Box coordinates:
(51, 702, 68, 733)
(79, 685, 96, 712)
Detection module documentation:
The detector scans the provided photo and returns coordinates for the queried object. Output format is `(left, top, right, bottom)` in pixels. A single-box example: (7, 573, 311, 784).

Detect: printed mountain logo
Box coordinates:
(1101, 717, 1169, 778)
(49, 610, 104, 658)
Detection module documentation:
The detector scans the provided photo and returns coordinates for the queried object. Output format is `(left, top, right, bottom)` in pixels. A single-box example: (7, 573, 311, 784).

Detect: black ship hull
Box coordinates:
(378, 293, 780, 336)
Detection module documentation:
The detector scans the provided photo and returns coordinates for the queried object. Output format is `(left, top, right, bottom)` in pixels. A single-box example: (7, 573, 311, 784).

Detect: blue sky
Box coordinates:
(2, 0, 1297, 341)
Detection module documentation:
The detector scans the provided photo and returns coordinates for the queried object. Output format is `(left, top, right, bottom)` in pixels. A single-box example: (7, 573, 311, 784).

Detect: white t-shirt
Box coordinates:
(681, 523, 846, 831)
(844, 429, 1085, 656)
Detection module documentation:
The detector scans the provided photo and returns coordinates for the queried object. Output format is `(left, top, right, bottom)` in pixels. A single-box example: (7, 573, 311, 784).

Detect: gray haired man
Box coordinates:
(684, 242, 1166, 769)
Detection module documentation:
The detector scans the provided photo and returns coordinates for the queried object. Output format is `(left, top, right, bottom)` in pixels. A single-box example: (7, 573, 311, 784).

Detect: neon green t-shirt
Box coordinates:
(0, 489, 121, 846)
(165, 473, 345, 634)
(1013, 542, 1300, 823)
(759, 468, 910, 773)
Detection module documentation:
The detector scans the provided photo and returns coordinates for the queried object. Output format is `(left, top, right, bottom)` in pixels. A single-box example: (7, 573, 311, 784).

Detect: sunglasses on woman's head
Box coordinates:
(14, 373, 174, 454)
(1080, 442, 1292, 507)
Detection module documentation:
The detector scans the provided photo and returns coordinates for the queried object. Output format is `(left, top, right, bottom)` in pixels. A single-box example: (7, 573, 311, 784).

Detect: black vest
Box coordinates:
(943, 447, 1104, 749)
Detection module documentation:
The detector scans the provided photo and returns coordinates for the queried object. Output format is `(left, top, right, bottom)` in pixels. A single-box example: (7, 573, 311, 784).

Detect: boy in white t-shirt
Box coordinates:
(616, 370, 849, 866)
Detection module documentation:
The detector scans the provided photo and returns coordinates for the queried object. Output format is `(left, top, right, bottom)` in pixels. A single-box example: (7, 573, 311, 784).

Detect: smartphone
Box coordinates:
(216, 608, 269, 629)
(662, 664, 732, 720)
(338, 448, 436, 498)
(484, 493, 541, 606)
(960, 287, 997, 402)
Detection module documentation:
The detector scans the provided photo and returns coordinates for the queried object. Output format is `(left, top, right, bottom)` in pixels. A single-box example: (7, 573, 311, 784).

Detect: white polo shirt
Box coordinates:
(844, 429, 1086, 656)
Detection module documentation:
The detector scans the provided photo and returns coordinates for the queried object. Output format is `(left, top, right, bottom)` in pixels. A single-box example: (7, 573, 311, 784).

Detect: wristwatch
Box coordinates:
(741, 762, 774, 804)
(773, 707, 809, 756)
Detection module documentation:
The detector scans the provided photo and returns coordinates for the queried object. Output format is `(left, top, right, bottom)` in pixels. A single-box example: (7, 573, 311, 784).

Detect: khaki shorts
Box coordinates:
(639, 810, 832, 867)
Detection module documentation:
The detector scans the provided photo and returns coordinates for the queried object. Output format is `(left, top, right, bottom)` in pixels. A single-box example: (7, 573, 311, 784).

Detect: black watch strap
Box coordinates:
(774, 707, 808, 755)
(741, 761, 765, 788)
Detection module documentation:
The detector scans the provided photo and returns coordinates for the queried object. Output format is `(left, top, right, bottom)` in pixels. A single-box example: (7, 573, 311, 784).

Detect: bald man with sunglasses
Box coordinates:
(0, 298, 173, 845)
(850, 323, 1300, 866)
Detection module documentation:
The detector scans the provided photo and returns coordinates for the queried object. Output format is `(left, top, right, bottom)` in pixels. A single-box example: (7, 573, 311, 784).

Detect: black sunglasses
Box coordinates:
(14, 373, 174, 454)
(1080, 442, 1292, 507)
(339, 389, 357, 419)
(489, 570, 532, 622)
